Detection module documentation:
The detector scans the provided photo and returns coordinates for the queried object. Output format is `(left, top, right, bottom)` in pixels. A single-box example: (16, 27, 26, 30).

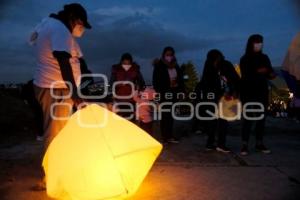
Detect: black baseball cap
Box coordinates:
(63, 3, 92, 29)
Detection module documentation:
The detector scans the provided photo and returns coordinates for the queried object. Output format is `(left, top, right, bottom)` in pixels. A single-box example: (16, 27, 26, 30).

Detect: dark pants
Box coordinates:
(31, 102, 44, 137)
(241, 103, 266, 144)
(139, 121, 153, 135)
(116, 102, 135, 122)
(160, 110, 174, 142)
(159, 89, 180, 142)
(192, 116, 205, 132)
(295, 108, 300, 121)
(242, 116, 265, 143)
(22, 81, 44, 136)
(206, 119, 228, 147)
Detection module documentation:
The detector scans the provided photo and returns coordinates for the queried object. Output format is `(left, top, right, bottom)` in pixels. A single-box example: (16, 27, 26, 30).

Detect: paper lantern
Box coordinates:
(218, 96, 242, 121)
(43, 104, 162, 200)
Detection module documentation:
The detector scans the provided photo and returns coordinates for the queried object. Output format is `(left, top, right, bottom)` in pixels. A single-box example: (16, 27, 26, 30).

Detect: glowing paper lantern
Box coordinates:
(218, 96, 242, 121)
(43, 104, 162, 200)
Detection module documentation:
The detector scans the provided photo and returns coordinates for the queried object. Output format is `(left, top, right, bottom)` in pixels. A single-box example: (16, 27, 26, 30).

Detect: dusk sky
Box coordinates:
(0, 0, 299, 83)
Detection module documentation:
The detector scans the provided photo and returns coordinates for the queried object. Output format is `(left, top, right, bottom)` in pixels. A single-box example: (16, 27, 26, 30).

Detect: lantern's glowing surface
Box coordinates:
(43, 104, 162, 200)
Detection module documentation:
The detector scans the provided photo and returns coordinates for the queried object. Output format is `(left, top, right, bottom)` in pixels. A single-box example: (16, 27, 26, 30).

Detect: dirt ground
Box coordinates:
(1, 90, 300, 200)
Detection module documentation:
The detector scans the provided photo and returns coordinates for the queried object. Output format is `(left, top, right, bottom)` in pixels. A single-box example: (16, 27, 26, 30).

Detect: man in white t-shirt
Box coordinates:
(31, 3, 92, 154)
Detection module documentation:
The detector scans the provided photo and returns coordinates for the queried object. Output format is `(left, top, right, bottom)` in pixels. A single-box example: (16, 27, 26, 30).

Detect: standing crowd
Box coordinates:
(27, 3, 281, 161)
(25, 3, 300, 191)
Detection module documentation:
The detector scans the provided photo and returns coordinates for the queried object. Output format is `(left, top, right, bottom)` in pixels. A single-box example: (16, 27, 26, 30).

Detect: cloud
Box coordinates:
(83, 12, 218, 59)
(91, 6, 161, 27)
(0, 3, 215, 83)
(79, 13, 216, 76)
(0, 0, 298, 83)
(93, 6, 159, 17)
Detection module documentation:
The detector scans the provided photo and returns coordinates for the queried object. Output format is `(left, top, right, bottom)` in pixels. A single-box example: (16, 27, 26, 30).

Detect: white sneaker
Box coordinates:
(36, 136, 44, 142)
(216, 146, 231, 153)
(167, 138, 179, 144)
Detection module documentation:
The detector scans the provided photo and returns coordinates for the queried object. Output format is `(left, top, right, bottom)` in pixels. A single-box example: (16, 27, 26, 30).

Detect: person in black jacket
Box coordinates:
(196, 49, 240, 152)
(240, 34, 276, 156)
(152, 46, 184, 144)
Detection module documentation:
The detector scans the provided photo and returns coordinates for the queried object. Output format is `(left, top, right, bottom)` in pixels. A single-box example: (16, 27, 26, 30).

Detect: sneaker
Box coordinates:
(216, 146, 231, 153)
(36, 136, 44, 142)
(240, 145, 249, 156)
(205, 144, 216, 151)
(256, 144, 271, 154)
(167, 138, 180, 144)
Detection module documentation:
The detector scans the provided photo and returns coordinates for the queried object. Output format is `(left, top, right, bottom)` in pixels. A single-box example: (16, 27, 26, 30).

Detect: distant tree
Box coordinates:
(181, 61, 199, 94)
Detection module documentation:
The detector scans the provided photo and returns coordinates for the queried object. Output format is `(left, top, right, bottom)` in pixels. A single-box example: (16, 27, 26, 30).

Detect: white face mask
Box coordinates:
(72, 24, 85, 38)
(122, 64, 132, 71)
(165, 56, 173, 63)
(254, 43, 263, 52)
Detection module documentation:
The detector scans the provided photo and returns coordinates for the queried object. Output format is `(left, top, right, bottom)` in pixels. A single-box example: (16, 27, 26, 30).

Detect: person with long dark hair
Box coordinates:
(196, 49, 240, 152)
(240, 34, 276, 156)
(152, 46, 184, 144)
